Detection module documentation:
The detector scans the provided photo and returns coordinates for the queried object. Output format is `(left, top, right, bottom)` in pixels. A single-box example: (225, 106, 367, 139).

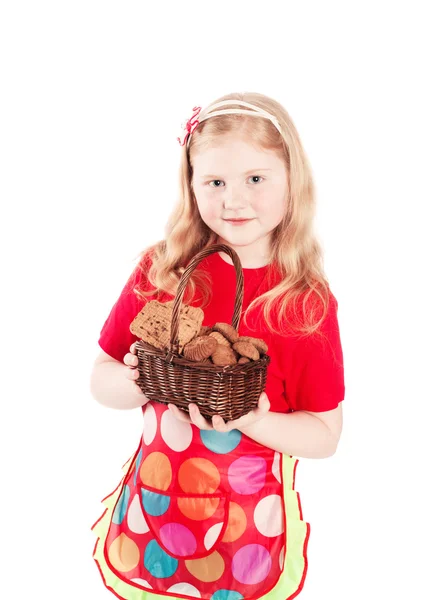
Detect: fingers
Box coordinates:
(256, 391, 270, 414)
(168, 403, 214, 430)
(164, 395, 271, 432)
(188, 403, 214, 430)
(168, 404, 192, 424)
(212, 414, 229, 432)
(126, 368, 139, 380)
(215, 392, 271, 433)
(244, 393, 270, 422)
(124, 352, 138, 368)
(124, 348, 139, 382)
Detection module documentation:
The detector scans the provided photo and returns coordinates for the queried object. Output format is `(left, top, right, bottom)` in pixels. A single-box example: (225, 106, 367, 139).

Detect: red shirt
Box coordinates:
(98, 250, 345, 414)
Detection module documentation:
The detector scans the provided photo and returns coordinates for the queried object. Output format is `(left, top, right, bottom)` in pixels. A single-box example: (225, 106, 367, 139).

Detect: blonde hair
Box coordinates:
(134, 91, 332, 338)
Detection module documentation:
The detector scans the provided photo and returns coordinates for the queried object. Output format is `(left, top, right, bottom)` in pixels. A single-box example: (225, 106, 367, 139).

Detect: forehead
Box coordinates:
(192, 136, 284, 175)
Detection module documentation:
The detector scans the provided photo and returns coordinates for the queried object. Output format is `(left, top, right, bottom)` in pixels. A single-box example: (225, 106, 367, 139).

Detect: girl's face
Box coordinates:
(191, 135, 289, 262)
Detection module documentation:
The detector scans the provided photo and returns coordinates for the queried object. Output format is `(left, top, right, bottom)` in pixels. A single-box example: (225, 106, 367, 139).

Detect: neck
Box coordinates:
(214, 236, 272, 268)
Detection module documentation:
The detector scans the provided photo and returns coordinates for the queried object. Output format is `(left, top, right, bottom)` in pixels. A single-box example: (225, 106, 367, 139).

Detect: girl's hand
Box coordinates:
(123, 342, 145, 397)
(168, 392, 270, 432)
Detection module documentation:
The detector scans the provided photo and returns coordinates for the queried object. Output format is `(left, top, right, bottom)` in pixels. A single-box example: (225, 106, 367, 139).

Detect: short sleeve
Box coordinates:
(98, 254, 155, 362)
(287, 293, 345, 412)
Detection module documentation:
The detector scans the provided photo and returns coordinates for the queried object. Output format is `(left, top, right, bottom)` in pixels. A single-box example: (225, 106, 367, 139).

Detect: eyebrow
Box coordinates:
(200, 168, 273, 179)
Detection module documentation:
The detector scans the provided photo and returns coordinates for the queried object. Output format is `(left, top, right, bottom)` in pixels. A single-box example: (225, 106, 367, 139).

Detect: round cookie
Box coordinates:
(213, 323, 239, 344)
(233, 341, 260, 361)
(184, 335, 218, 362)
(238, 356, 251, 364)
(209, 331, 231, 347)
(237, 335, 268, 355)
(211, 345, 237, 366)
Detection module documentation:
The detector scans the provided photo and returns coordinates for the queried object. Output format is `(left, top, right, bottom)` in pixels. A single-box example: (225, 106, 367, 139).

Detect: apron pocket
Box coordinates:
(137, 484, 230, 560)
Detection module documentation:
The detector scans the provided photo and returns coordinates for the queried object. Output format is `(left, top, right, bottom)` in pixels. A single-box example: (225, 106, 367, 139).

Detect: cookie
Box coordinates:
(130, 300, 203, 353)
(213, 323, 239, 344)
(232, 340, 260, 361)
(164, 300, 204, 323)
(200, 325, 214, 336)
(211, 345, 237, 366)
(209, 331, 231, 347)
(238, 356, 251, 364)
(237, 335, 268, 354)
(183, 335, 218, 362)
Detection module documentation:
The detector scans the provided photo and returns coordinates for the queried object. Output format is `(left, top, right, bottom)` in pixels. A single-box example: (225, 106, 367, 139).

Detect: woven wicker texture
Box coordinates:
(135, 244, 270, 421)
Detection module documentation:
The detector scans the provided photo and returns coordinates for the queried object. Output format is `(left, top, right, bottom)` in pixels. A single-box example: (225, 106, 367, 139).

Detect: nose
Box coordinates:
(223, 185, 248, 210)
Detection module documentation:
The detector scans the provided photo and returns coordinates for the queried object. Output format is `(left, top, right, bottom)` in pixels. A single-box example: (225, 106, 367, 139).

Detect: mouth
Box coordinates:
(223, 218, 254, 223)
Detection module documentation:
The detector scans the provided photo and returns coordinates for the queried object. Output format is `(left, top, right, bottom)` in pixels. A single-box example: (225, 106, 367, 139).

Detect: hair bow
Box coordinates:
(177, 106, 202, 146)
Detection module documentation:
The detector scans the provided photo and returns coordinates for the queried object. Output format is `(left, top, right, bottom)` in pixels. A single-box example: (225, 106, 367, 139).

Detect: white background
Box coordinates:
(1, 1, 438, 599)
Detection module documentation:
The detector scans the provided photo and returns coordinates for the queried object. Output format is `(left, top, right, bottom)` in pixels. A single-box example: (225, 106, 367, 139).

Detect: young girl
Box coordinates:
(90, 92, 345, 600)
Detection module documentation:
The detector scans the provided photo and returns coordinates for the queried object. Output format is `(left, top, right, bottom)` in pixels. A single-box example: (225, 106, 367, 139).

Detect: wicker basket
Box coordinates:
(134, 244, 270, 422)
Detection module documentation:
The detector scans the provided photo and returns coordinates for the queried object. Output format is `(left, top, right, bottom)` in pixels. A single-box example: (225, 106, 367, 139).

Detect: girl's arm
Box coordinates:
(90, 357, 148, 410)
(239, 404, 343, 458)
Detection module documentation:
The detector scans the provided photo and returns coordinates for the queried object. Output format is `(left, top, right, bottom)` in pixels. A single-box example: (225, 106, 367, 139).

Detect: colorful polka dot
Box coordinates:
(144, 540, 178, 578)
(211, 591, 244, 600)
(232, 544, 272, 585)
(139, 452, 172, 490)
(228, 455, 266, 495)
(178, 458, 220, 494)
(178, 497, 220, 521)
(141, 489, 170, 517)
(131, 578, 152, 589)
(143, 403, 157, 445)
(185, 551, 225, 583)
(204, 522, 223, 550)
(108, 533, 140, 573)
(222, 502, 247, 543)
(112, 485, 130, 525)
(272, 452, 281, 483)
(127, 493, 149, 534)
(134, 449, 143, 486)
(167, 583, 201, 597)
(254, 494, 284, 537)
(160, 523, 197, 557)
(200, 429, 242, 454)
(161, 408, 193, 451)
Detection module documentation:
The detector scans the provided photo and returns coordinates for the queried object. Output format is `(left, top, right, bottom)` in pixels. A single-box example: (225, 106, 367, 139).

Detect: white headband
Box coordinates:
(177, 100, 282, 147)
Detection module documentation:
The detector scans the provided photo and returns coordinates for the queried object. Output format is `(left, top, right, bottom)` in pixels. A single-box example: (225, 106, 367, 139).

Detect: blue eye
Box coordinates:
(249, 176, 263, 184)
(208, 180, 225, 187)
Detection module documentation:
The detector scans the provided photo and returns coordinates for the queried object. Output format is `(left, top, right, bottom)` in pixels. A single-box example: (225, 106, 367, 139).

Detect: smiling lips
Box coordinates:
(224, 218, 254, 225)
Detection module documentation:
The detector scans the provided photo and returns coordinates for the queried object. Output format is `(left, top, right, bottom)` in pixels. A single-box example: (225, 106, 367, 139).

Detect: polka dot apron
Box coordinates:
(92, 402, 310, 599)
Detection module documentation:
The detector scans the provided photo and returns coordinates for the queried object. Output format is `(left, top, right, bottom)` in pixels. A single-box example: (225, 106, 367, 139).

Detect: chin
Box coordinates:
(220, 236, 260, 249)
(210, 223, 265, 247)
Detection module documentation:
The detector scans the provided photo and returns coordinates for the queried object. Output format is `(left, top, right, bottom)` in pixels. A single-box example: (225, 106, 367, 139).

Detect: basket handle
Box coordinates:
(169, 244, 244, 353)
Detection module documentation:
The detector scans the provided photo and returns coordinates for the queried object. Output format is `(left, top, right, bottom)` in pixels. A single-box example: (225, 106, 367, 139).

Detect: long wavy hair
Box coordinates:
(134, 91, 331, 338)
